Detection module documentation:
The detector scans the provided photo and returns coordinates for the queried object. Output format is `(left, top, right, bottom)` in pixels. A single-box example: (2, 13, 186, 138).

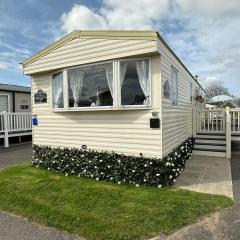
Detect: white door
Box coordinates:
(0, 95, 9, 112)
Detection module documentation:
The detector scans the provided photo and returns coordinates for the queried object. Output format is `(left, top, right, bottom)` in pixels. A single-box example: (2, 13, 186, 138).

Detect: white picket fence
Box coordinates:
(0, 112, 32, 147)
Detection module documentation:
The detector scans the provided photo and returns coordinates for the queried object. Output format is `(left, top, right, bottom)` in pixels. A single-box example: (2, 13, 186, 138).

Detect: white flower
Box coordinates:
(135, 184, 139, 187)
(107, 165, 111, 168)
(96, 177, 99, 181)
(173, 179, 176, 182)
(173, 169, 176, 172)
(144, 179, 147, 182)
(169, 175, 172, 179)
(100, 160, 103, 162)
(150, 162, 152, 165)
(144, 164, 147, 167)
(158, 184, 162, 188)
(65, 173, 68, 176)
(47, 167, 50, 170)
(36, 165, 39, 168)
(118, 160, 121, 163)
(156, 173, 160, 176)
(118, 181, 121, 184)
(132, 170, 136, 173)
(175, 152, 178, 156)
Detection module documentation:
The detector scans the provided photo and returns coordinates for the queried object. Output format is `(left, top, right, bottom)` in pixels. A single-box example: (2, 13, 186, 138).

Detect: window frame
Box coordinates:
(51, 57, 152, 112)
(0, 93, 10, 112)
(51, 71, 64, 110)
(118, 57, 152, 109)
(171, 66, 178, 106)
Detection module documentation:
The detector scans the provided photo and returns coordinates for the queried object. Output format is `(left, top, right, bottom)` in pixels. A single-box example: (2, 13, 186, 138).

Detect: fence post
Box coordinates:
(3, 111, 9, 148)
(226, 107, 231, 159)
(193, 107, 197, 135)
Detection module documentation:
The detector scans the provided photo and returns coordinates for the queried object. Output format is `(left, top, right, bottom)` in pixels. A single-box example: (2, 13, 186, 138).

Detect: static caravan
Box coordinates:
(0, 83, 31, 113)
(0, 83, 32, 147)
(22, 30, 205, 158)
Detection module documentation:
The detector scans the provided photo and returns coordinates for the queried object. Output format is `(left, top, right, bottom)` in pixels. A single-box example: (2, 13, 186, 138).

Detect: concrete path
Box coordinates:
(175, 155, 233, 198)
(152, 205, 240, 240)
(0, 211, 79, 240)
(0, 143, 79, 240)
(0, 143, 32, 169)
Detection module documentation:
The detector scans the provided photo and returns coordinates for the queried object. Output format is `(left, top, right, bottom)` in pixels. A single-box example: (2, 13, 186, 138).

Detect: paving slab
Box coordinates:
(175, 155, 233, 198)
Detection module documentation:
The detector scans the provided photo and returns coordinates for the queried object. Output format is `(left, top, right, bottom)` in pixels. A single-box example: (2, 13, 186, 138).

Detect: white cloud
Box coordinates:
(0, 61, 11, 70)
(61, 5, 107, 33)
(60, 0, 170, 33)
(58, 0, 240, 95)
(176, 0, 240, 16)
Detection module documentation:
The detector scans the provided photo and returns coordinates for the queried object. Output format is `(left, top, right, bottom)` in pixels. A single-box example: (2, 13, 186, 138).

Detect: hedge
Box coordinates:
(32, 138, 193, 187)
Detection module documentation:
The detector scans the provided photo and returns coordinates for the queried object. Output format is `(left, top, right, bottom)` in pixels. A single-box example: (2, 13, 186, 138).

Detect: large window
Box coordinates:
(120, 59, 150, 106)
(68, 62, 113, 108)
(171, 67, 178, 106)
(52, 72, 63, 109)
(51, 58, 152, 111)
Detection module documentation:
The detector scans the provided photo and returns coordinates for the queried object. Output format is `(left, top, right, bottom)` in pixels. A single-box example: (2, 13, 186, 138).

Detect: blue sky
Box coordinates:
(0, 0, 239, 96)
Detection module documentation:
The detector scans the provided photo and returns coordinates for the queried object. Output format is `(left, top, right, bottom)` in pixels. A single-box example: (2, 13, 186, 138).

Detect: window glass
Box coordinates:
(171, 67, 178, 106)
(190, 82, 193, 102)
(52, 72, 63, 109)
(120, 59, 150, 106)
(68, 63, 113, 107)
(163, 80, 171, 99)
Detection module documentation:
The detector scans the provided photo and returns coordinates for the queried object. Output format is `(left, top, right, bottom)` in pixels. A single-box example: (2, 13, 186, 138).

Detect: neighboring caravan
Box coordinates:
(22, 30, 205, 158)
(0, 83, 31, 113)
(0, 83, 32, 147)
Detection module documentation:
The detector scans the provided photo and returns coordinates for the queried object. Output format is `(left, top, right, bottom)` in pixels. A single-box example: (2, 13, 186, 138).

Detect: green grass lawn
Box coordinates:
(0, 164, 234, 240)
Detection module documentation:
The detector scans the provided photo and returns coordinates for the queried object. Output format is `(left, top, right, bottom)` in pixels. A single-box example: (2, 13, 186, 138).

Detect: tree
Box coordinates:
(205, 81, 231, 100)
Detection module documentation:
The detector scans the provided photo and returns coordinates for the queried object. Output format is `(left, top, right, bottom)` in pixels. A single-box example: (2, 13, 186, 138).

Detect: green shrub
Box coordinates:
(32, 138, 193, 187)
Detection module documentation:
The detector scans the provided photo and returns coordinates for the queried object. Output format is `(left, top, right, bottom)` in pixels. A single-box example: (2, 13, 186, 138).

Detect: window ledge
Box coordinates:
(53, 106, 152, 112)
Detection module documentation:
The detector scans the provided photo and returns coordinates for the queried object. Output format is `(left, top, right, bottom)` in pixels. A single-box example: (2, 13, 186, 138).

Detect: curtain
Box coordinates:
(136, 59, 150, 105)
(69, 69, 84, 107)
(105, 65, 114, 98)
(120, 62, 128, 86)
(53, 73, 63, 108)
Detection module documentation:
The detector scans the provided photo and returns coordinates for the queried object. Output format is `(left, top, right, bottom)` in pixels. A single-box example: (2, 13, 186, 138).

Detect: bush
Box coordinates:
(32, 138, 193, 187)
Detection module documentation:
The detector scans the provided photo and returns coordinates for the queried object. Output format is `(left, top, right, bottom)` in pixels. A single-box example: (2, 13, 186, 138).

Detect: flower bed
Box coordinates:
(32, 138, 193, 187)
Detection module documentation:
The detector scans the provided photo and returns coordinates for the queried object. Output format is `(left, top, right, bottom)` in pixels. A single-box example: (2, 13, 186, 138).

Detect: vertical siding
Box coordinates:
(31, 55, 162, 158)
(14, 92, 31, 112)
(159, 40, 199, 157)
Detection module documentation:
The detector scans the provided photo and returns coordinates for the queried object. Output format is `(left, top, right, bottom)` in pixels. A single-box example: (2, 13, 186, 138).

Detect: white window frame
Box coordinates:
(118, 57, 152, 109)
(51, 71, 64, 110)
(171, 66, 178, 106)
(52, 58, 152, 112)
(0, 93, 10, 112)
